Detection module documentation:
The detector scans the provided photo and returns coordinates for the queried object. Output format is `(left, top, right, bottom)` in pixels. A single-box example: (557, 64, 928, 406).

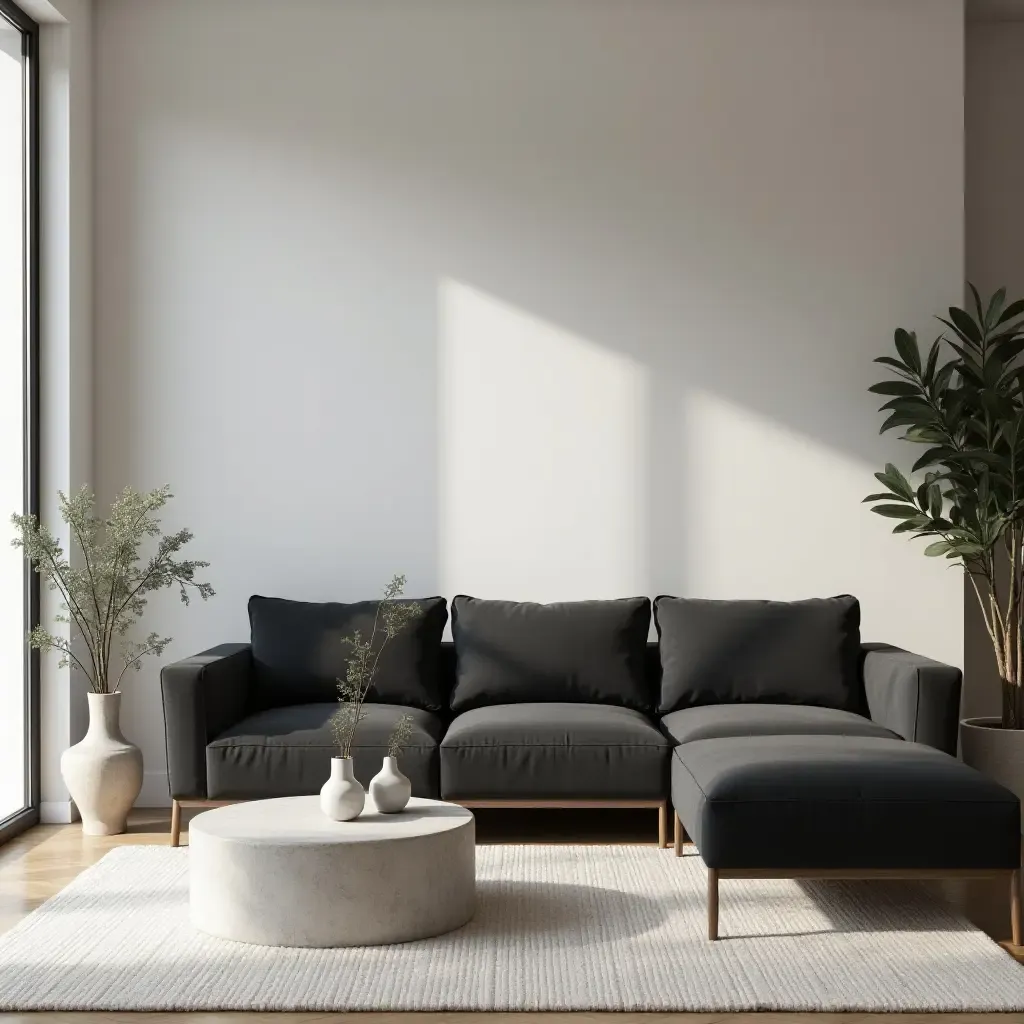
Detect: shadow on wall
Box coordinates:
(93, 0, 965, 693)
(963, 21, 1024, 719)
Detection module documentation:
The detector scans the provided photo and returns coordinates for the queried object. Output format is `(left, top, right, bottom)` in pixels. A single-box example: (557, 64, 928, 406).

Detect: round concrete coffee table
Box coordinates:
(189, 796, 475, 947)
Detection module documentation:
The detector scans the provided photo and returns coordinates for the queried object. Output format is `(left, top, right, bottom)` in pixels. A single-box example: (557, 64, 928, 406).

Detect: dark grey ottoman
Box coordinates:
(671, 734, 1022, 941)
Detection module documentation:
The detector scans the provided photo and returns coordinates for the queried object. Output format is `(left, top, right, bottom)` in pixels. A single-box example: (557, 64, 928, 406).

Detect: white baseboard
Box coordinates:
(40, 800, 77, 824)
(137, 770, 171, 808)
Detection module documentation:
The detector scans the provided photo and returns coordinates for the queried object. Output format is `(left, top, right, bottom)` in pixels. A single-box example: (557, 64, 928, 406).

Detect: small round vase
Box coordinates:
(369, 755, 412, 813)
(60, 691, 143, 836)
(320, 756, 365, 821)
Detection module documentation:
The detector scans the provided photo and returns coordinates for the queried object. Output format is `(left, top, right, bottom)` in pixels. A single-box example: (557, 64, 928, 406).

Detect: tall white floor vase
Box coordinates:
(61, 691, 143, 836)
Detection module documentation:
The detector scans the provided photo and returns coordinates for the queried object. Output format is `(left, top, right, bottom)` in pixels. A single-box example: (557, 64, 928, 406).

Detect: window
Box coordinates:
(0, 0, 37, 840)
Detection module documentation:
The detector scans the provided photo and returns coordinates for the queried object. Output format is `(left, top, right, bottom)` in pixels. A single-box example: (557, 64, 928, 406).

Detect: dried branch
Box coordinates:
(11, 485, 214, 693)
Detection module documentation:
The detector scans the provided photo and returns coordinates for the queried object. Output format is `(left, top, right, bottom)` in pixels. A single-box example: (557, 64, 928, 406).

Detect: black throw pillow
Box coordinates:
(248, 595, 448, 711)
(654, 595, 863, 714)
(450, 596, 652, 711)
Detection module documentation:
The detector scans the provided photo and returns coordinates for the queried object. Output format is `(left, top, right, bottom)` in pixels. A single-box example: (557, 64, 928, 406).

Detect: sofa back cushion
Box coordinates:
(450, 596, 652, 711)
(248, 595, 449, 711)
(654, 595, 863, 714)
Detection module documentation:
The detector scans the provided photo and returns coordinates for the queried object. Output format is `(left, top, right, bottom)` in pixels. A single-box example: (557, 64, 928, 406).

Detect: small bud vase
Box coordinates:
(320, 756, 365, 821)
(369, 755, 412, 813)
(60, 691, 143, 836)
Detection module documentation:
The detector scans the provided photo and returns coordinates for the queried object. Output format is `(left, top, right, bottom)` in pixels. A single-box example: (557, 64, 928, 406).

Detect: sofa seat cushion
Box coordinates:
(660, 703, 897, 745)
(672, 735, 1021, 870)
(206, 703, 443, 799)
(440, 702, 669, 800)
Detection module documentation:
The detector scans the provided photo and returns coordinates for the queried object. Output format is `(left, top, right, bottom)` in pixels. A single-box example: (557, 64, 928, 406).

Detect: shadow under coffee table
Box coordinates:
(189, 796, 476, 946)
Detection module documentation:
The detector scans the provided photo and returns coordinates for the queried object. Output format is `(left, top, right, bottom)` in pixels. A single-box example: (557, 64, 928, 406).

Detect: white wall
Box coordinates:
(92, 0, 965, 804)
(963, 18, 1024, 719)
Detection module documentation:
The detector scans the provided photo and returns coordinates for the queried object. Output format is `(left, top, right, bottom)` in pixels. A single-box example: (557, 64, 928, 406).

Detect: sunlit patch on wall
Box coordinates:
(439, 280, 649, 602)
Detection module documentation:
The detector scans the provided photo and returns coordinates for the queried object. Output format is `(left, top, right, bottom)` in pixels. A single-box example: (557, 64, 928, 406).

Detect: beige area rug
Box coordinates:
(0, 844, 1019, 1012)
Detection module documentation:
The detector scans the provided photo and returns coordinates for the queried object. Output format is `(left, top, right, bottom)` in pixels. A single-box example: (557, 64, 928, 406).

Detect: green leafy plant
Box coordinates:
(330, 574, 422, 758)
(11, 485, 214, 694)
(865, 285, 1024, 729)
(387, 713, 415, 759)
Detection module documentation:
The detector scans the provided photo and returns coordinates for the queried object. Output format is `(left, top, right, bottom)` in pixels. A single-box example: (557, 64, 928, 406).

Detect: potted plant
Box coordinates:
(865, 285, 1024, 805)
(12, 485, 213, 834)
(321, 574, 422, 821)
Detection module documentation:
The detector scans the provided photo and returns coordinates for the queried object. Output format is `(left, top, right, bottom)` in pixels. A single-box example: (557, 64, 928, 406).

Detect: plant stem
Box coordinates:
(100, 501, 153, 692)
(69, 516, 106, 684)
(341, 602, 383, 758)
(43, 550, 102, 688)
(112, 642, 164, 692)
(50, 638, 97, 685)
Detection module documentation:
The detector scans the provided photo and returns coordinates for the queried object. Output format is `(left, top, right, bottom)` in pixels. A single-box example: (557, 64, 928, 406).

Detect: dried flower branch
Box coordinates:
(11, 485, 214, 694)
(329, 574, 422, 758)
(387, 713, 415, 759)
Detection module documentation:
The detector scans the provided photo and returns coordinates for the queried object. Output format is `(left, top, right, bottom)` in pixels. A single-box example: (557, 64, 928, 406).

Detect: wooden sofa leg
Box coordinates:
(708, 868, 719, 941)
(658, 802, 668, 849)
(674, 812, 683, 857)
(170, 800, 182, 848)
(1012, 869, 1022, 948)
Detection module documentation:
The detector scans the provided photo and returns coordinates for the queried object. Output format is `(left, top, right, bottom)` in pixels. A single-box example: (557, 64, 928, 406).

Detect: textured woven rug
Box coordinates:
(0, 844, 1020, 1012)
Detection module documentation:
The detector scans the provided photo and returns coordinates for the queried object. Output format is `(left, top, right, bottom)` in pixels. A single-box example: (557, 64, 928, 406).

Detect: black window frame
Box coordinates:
(0, 0, 40, 844)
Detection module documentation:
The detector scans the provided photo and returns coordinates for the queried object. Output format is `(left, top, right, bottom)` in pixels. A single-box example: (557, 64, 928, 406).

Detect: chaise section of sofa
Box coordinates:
(671, 733, 1021, 942)
(651, 594, 1013, 943)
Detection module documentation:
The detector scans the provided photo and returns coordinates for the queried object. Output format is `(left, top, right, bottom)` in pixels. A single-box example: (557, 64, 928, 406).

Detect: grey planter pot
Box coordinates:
(961, 717, 1024, 834)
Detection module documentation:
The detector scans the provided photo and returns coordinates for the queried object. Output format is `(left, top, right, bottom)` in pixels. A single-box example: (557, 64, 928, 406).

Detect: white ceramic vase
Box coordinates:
(369, 755, 412, 813)
(320, 756, 365, 821)
(60, 691, 143, 836)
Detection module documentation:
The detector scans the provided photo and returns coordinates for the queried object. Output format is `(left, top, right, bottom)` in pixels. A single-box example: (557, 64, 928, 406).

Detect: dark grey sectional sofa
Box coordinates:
(161, 591, 1022, 943)
(164, 591, 968, 821)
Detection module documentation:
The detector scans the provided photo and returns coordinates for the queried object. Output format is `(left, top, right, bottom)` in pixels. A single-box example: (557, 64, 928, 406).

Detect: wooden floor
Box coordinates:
(0, 807, 1020, 1024)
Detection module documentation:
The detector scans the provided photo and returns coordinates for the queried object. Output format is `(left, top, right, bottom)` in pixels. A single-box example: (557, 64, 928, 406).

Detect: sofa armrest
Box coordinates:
(160, 643, 253, 799)
(861, 642, 962, 755)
